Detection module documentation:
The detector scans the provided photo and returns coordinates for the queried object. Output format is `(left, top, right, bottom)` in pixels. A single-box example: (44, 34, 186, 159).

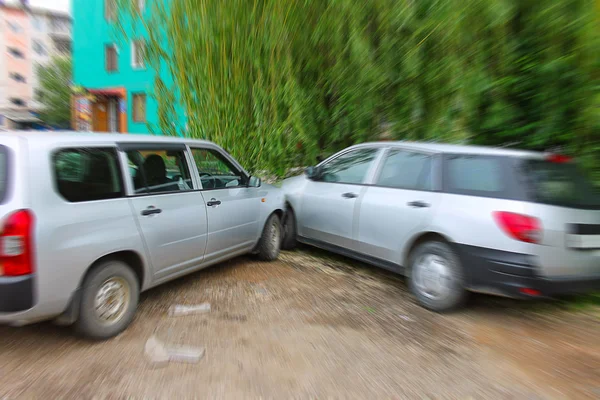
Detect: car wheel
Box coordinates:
(74, 260, 139, 340)
(257, 213, 282, 261)
(281, 208, 297, 250)
(408, 241, 468, 312)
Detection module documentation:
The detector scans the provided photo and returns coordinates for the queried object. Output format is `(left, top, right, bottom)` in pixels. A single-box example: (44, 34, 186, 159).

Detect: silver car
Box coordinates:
(0, 131, 284, 339)
(282, 142, 600, 311)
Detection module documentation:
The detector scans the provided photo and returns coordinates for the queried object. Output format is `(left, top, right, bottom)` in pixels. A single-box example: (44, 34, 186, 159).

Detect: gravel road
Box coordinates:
(1, 248, 599, 399)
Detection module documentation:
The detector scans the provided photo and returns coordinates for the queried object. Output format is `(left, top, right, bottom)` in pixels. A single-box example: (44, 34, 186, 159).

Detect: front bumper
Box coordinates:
(0, 274, 34, 312)
(457, 245, 600, 299)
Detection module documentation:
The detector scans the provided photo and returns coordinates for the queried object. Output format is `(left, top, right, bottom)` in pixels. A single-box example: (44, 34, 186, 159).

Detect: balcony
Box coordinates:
(51, 37, 72, 56)
(48, 18, 72, 39)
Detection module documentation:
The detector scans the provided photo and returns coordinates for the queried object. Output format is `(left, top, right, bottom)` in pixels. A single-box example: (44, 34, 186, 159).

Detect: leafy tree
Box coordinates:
(37, 57, 72, 128)
(117, 0, 599, 177)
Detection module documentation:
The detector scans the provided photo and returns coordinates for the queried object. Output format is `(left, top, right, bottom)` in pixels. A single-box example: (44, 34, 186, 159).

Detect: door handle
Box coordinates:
(342, 192, 358, 199)
(207, 198, 221, 207)
(407, 200, 430, 208)
(141, 206, 162, 216)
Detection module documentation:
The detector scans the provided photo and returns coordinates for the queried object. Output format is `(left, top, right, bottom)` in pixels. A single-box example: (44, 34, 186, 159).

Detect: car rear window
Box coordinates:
(522, 160, 600, 209)
(54, 148, 124, 202)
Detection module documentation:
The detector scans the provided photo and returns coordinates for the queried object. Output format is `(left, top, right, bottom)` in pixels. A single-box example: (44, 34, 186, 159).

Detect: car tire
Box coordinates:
(74, 260, 139, 341)
(256, 213, 282, 261)
(281, 208, 297, 250)
(408, 241, 468, 312)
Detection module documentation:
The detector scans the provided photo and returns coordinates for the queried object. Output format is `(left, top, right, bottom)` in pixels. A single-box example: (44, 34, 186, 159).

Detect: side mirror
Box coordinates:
(248, 176, 261, 188)
(305, 166, 318, 180)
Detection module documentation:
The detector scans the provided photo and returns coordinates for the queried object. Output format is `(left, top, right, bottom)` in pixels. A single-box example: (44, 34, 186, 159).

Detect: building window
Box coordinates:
(105, 44, 118, 72)
(105, 0, 117, 21)
(7, 21, 22, 33)
(10, 98, 26, 107)
(7, 47, 24, 59)
(33, 40, 47, 56)
(131, 40, 145, 68)
(54, 39, 71, 55)
(33, 15, 46, 31)
(132, 94, 147, 123)
(9, 73, 26, 83)
(50, 18, 71, 34)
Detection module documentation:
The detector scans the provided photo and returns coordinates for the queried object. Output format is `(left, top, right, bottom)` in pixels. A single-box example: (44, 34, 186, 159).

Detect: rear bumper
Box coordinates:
(457, 245, 600, 298)
(0, 274, 35, 312)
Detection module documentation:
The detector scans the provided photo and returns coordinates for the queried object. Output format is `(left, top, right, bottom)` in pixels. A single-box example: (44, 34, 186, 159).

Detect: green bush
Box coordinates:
(118, 0, 599, 177)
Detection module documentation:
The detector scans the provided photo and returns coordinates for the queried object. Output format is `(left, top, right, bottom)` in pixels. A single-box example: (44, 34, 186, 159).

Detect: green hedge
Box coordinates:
(118, 0, 599, 178)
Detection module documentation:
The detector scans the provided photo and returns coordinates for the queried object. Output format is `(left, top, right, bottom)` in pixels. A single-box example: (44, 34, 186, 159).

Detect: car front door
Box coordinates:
(189, 147, 261, 261)
(298, 147, 381, 249)
(121, 143, 209, 280)
(357, 148, 441, 266)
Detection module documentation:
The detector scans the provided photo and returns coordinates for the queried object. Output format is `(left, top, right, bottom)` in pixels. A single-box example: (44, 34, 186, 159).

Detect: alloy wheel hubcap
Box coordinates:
(414, 254, 452, 300)
(94, 277, 130, 324)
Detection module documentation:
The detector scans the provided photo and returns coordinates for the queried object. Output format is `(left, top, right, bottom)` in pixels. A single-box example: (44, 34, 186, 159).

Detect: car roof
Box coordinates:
(0, 130, 214, 146)
(351, 141, 544, 158)
(2, 132, 545, 158)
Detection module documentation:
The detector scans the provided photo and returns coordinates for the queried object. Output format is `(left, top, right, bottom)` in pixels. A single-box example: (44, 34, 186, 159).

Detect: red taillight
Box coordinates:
(519, 288, 542, 296)
(546, 153, 571, 163)
(0, 210, 35, 276)
(493, 211, 541, 244)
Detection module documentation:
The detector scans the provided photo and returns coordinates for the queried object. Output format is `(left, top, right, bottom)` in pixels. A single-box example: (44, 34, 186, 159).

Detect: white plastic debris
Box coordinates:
(168, 303, 211, 317)
(145, 336, 170, 367)
(145, 336, 205, 367)
(168, 345, 205, 364)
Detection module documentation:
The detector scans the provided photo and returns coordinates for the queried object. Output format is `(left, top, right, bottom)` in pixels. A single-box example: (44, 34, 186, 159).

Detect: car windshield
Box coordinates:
(523, 159, 600, 209)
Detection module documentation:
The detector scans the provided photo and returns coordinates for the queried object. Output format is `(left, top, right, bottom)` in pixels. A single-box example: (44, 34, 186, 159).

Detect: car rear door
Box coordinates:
(188, 146, 261, 261)
(298, 147, 381, 249)
(357, 148, 441, 266)
(120, 143, 209, 281)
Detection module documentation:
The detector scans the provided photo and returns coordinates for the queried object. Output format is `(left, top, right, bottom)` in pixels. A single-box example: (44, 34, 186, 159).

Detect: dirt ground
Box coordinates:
(1, 248, 599, 399)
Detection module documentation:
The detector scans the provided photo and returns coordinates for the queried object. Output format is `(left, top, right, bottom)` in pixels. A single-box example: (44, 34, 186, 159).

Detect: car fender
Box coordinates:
(281, 174, 309, 227)
(256, 183, 286, 233)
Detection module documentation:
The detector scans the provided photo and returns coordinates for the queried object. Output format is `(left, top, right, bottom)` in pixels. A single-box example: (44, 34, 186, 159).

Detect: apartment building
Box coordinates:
(0, 1, 72, 130)
(73, 0, 154, 134)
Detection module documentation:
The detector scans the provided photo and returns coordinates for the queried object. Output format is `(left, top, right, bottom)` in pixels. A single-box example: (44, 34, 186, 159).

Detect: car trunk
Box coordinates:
(521, 158, 600, 278)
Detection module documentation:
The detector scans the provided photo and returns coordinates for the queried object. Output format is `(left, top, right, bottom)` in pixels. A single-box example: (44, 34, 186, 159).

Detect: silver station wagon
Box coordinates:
(282, 142, 600, 311)
(0, 131, 284, 339)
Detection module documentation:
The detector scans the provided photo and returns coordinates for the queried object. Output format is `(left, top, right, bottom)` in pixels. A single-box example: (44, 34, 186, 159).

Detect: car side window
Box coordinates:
(125, 148, 193, 194)
(376, 150, 432, 190)
(446, 155, 504, 194)
(53, 148, 124, 202)
(190, 148, 246, 189)
(318, 148, 379, 184)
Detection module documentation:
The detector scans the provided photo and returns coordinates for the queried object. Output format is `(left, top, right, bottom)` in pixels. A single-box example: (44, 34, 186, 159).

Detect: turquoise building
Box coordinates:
(72, 0, 158, 134)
